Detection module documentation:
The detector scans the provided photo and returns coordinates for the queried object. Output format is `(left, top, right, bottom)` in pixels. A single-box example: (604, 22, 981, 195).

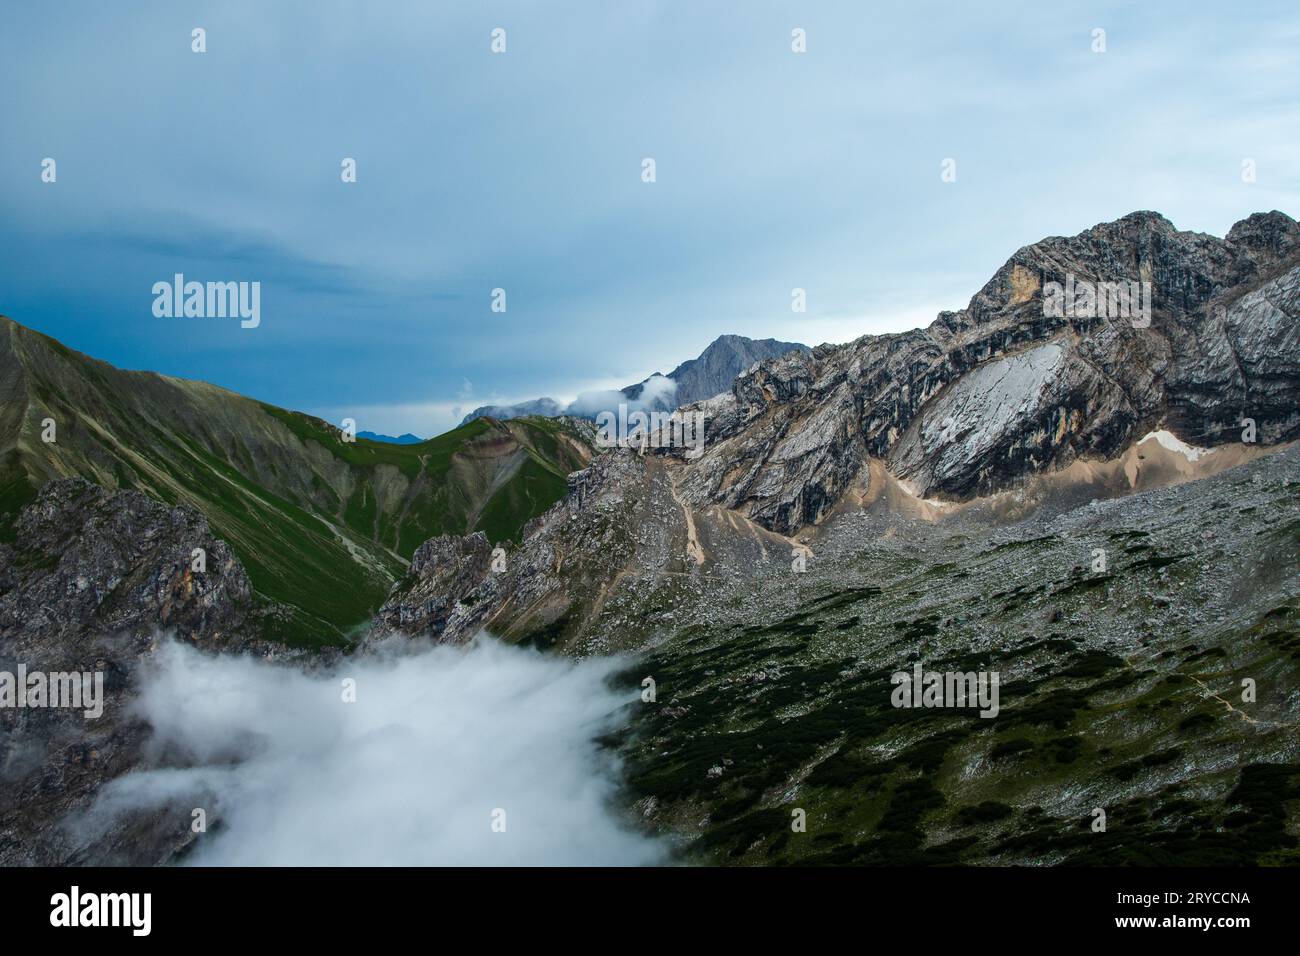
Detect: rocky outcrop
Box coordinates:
(370, 532, 496, 639)
(0, 478, 282, 865)
(369, 452, 647, 647)
(0, 479, 259, 649)
(368, 446, 800, 649)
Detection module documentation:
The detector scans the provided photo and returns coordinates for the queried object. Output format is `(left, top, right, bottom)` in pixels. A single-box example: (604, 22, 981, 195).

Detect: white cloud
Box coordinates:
(82, 638, 665, 866)
(567, 373, 679, 418)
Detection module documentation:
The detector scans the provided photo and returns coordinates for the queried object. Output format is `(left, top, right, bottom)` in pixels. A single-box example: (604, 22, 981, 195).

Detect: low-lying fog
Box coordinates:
(86, 636, 665, 866)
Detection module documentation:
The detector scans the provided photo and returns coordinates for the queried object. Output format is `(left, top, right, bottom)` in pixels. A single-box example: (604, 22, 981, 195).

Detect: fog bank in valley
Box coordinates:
(88, 637, 664, 866)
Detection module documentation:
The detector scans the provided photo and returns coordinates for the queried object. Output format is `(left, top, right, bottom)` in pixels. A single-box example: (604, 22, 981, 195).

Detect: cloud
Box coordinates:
(567, 373, 678, 418)
(634, 373, 679, 409)
(3, 0, 1296, 438)
(82, 638, 665, 866)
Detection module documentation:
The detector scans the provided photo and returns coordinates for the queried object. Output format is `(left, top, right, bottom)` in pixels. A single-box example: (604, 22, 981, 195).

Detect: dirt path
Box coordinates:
(668, 472, 706, 565)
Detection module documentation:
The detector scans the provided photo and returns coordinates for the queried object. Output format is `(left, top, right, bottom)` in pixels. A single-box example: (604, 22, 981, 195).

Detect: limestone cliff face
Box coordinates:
(671, 211, 1300, 532)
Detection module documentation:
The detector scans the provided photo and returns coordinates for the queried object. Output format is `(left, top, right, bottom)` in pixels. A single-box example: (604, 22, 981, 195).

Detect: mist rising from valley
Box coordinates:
(82, 637, 664, 866)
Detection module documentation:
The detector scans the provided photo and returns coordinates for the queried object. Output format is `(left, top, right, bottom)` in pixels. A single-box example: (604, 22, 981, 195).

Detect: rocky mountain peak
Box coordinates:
(463, 335, 810, 426)
(664, 211, 1300, 531)
(634, 333, 811, 408)
(1225, 209, 1300, 257)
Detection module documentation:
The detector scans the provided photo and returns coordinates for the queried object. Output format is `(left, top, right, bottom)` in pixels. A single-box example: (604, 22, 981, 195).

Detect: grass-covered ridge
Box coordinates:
(0, 315, 592, 646)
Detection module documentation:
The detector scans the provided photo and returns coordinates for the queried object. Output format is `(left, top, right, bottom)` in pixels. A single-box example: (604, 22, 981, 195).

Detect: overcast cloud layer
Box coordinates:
(83, 639, 663, 866)
(1, 1, 1297, 435)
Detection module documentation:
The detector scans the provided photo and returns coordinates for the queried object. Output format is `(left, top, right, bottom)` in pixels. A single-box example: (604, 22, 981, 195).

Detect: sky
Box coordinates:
(1, 0, 1297, 437)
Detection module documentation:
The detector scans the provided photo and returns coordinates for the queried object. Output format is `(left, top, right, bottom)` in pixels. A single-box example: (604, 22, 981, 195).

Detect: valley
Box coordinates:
(0, 317, 593, 645)
(1, 209, 1297, 867)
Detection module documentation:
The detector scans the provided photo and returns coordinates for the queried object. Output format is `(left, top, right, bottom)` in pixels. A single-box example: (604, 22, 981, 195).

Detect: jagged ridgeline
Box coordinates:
(0, 316, 593, 646)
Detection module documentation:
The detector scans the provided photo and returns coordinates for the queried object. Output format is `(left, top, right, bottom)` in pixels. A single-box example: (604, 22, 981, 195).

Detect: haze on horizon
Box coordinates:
(1, 0, 1296, 436)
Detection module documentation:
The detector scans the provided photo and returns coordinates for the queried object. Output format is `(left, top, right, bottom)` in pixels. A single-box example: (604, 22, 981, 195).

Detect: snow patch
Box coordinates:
(1138, 429, 1214, 463)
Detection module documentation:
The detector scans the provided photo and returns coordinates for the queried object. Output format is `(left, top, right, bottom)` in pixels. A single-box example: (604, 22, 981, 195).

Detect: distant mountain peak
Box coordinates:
(463, 334, 809, 426)
(623, 335, 810, 409)
(459, 397, 565, 427)
(357, 431, 424, 445)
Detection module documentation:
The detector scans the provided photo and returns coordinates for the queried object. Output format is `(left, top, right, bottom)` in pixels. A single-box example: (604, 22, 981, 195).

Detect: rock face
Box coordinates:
(670, 211, 1300, 532)
(0, 479, 280, 865)
(0, 479, 258, 648)
(370, 532, 495, 639)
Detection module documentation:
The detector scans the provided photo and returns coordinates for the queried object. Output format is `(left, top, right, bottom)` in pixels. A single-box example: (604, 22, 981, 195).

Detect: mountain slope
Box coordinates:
(610, 444, 1300, 865)
(0, 317, 593, 645)
(373, 210, 1300, 651)
(365, 211, 1300, 867)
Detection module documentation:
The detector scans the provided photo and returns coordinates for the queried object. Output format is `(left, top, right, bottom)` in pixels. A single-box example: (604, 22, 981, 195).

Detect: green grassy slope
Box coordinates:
(0, 315, 592, 646)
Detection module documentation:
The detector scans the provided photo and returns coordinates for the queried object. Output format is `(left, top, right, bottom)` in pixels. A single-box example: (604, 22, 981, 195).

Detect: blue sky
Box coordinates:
(1, 0, 1296, 436)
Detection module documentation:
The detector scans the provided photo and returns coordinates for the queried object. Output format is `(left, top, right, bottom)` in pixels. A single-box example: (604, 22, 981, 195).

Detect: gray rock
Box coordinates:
(672, 211, 1300, 529)
(0, 478, 291, 865)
